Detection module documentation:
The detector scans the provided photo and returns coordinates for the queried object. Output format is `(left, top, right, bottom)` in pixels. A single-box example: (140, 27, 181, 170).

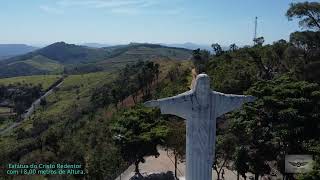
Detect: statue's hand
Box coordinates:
(144, 100, 160, 108)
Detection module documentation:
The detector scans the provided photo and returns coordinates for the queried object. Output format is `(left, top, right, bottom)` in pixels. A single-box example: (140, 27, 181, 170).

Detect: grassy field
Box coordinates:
(23, 55, 64, 73)
(0, 75, 62, 90)
(0, 60, 192, 179)
(0, 107, 11, 114)
(17, 71, 113, 128)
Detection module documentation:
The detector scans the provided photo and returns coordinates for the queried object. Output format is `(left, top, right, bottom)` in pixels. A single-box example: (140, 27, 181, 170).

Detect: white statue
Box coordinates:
(144, 74, 256, 180)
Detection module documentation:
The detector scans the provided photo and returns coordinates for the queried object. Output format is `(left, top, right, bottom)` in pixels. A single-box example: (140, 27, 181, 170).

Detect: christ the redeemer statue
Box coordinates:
(144, 74, 256, 180)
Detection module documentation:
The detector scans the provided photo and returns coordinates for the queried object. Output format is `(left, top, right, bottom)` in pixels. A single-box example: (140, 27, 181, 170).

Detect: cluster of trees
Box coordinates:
(1, 2, 319, 180)
(111, 106, 168, 175)
(0, 62, 48, 78)
(193, 3, 320, 90)
(91, 61, 160, 109)
(0, 61, 185, 180)
(190, 1, 320, 180)
(110, 106, 188, 179)
(109, 63, 191, 178)
(0, 83, 42, 117)
(214, 76, 320, 179)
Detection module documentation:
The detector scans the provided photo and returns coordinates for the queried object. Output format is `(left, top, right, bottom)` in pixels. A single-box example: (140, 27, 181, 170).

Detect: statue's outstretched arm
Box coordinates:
(212, 91, 256, 117)
(144, 90, 193, 119)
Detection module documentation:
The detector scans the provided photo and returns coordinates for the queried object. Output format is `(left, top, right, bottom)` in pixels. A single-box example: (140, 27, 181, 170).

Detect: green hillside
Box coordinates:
(98, 44, 192, 71)
(5, 55, 63, 75)
(0, 62, 48, 78)
(0, 1, 319, 180)
(22, 55, 64, 73)
(0, 60, 189, 179)
(0, 75, 61, 90)
(0, 42, 192, 78)
(3, 42, 107, 64)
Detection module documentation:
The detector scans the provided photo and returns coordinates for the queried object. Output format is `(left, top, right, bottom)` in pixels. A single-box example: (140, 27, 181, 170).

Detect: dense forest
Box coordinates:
(0, 1, 319, 180)
(191, 2, 320, 180)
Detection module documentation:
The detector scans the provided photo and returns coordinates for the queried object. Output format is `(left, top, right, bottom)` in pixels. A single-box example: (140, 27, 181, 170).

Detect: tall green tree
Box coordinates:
(192, 49, 210, 74)
(234, 147, 250, 180)
(111, 106, 168, 175)
(213, 133, 237, 180)
(211, 43, 223, 56)
(164, 119, 186, 179)
(253, 37, 265, 46)
(229, 75, 320, 179)
(229, 43, 238, 52)
(286, 2, 320, 30)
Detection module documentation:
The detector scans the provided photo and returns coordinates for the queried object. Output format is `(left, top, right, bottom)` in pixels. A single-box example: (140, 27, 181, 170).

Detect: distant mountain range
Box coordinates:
(0, 44, 38, 60)
(82, 43, 111, 48)
(82, 42, 216, 51)
(0, 42, 192, 78)
(82, 42, 213, 50)
(162, 43, 213, 51)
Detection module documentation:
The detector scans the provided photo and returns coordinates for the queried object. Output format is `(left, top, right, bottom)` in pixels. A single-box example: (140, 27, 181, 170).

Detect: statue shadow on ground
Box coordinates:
(129, 171, 175, 180)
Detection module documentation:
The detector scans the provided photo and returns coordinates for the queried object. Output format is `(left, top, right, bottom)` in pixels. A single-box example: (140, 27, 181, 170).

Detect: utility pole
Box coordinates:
(253, 16, 258, 45)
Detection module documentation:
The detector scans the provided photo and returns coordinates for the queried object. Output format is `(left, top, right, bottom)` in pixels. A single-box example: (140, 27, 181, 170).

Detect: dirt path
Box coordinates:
(114, 68, 257, 180)
(190, 68, 197, 89)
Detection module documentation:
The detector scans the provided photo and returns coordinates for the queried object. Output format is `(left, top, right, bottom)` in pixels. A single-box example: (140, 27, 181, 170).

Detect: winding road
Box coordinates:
(0, 80, 64, 136)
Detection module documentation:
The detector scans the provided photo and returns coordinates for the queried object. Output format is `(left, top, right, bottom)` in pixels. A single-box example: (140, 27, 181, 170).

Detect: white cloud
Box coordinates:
(57, 0, 158, 9)
(40, 0, 183, 15)
(40, 5, 63, 14)
(56, 0, 182, 15)
(110, 7, 139, 15)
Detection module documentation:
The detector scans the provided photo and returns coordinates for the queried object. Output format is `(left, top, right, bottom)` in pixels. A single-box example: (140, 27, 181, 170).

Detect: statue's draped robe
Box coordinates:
(145, 74, 255, 180)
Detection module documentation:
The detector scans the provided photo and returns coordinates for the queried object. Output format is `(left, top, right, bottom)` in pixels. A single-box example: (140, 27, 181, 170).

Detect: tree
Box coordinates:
(164, 119, 186, 179)
(286, 2, 320, 30)
(91, 61, 161, 109)
(91, 84, 112, 108)
(289, 31, 320, 81)
(234, 147, 249, 180)
(111, 106, 168, 175)
(245, 47, 274, 80)
(253, 37, 265, 46)
(229, 43, 238, 52)
(270, 39, 290, 72)
(14, 101, 26, 119)
(298, 156, 320, 180)
(192, 49, 210, 74)
(290, 31, 320, 63)
(40, 98, 47, 107)
(211, 43, 223, 56)
(229, 75, 320, 179)
(213, 133, 237, 180)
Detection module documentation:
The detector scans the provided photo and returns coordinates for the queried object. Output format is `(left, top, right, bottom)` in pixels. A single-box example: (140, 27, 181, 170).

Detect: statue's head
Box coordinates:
(194, 74, 211, 105)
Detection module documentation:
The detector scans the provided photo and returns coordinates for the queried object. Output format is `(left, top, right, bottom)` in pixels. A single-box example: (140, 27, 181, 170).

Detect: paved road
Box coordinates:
(0, 81, 64, 136)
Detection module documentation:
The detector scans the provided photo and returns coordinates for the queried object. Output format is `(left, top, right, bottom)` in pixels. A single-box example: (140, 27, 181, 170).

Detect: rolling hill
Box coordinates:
(0, 44, 38, 60)
(0, 59, 190, 179)
(9, 55, 64, 73)
(0, 42, 192, 78)
(0, 75, 61, 90)
(82, 43, 110, 48)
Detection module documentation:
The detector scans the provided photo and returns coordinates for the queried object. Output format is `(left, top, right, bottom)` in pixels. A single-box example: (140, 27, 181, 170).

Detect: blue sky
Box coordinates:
(0, 0, 306, 46)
